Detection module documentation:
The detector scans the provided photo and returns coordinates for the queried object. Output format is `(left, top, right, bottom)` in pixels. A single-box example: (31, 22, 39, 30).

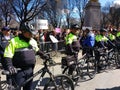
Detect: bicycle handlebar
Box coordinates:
(1, 68, 21, 75)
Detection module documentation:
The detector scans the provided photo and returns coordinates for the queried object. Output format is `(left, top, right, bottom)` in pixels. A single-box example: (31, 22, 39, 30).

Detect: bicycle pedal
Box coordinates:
(35, 87, 42, 90)
(35, 86, 42, 90)
(79, 76, 86, 80)
(36, 89, 42, 90)
(72, 76, 79, 82)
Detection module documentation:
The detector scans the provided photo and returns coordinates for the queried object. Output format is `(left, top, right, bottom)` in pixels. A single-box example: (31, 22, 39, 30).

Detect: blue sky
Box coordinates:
(99, 0, 114, 6)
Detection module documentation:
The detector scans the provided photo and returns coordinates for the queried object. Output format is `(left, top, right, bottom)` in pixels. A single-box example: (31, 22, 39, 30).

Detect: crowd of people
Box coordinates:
(0, 23, 120, 90)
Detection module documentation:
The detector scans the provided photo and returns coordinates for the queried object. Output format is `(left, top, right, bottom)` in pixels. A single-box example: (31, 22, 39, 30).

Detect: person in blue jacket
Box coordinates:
(82, 28, 95, 56)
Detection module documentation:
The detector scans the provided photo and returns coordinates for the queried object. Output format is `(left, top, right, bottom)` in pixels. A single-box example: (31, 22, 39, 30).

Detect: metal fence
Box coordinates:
(38, 40, 65, 53)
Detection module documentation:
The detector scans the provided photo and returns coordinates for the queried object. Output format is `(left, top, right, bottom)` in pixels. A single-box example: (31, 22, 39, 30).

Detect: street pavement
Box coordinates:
(1, 51, 120, 90)
(34, 51, 120, 90)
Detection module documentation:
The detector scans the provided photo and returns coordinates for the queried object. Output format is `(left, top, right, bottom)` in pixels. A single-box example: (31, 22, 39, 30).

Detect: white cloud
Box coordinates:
(114, 0, 120, 4)
(112, 0, 120, 8)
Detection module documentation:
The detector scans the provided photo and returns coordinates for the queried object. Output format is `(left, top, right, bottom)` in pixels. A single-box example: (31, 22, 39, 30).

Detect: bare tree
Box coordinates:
(75, 0, 88, 29)
(101, 1, 120, 28)
(8, 0, 48, 25)
(111, 8, 120, 28)
(42, 0, 58, 28)
(0, 0, 14, 26)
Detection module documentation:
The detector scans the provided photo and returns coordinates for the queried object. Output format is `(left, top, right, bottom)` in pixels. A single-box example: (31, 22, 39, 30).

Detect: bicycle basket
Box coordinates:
(61, 55, 76, 67)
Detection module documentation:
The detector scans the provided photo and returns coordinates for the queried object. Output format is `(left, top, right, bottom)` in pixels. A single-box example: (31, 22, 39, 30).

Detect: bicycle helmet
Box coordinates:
(19, 23, 37, 35)
(112, 29, 117, 32)
(100, 28, 107, 32)
(70, 24, 80, 30)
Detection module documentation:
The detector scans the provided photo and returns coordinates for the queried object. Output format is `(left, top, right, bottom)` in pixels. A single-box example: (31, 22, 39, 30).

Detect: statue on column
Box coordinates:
(90, 0, 98, 2)
(84, 0, 101, 30)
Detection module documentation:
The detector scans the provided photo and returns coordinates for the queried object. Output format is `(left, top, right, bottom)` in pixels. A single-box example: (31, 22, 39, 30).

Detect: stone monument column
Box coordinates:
(84, 0, 101, 30)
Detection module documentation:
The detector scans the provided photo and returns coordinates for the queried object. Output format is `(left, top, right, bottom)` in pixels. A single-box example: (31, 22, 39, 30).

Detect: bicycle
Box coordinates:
(107, 46, 120, 69)
(114, 45, 120, 68)
(43, 41, 58, 57)
(61, 47, 97, 85)
(0, 54, 74, 90)
(94, 47, 118, 71)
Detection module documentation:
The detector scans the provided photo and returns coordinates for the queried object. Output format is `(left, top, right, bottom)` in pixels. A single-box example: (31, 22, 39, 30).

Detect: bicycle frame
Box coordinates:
(2, 59, 57, 90)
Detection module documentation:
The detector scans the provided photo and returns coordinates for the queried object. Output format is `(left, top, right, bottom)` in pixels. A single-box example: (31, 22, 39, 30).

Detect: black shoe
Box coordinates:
(97, 66, 102, 73)
(97, 69, 102, 73)
(72, 76, 79, 82)
(116, 66, 120, 69)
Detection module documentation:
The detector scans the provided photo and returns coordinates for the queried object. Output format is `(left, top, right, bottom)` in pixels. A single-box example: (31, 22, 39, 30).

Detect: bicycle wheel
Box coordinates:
(0, 71, 18, 90)
(44, 74, 74, 90)
(86, 56, 97, 79)
(114, 51, 120, 68)
(99, 55, 108, 70)
(62, 64, 82, 85)
(0, 80, 16, 90)
(107, 51, 117, 69)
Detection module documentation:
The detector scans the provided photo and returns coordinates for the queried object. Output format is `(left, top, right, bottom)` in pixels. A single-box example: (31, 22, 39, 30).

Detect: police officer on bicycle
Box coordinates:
(65, 24, 81, 75)
(3, 23, 48, 90)
(95, 28, 115, 73)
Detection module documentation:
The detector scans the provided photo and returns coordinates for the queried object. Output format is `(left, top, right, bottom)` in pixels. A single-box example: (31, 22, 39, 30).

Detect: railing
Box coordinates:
(38, 40, 65, 53)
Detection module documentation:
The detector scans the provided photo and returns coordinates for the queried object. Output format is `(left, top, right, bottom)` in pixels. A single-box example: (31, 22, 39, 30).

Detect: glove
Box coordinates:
(4, 57, 17, 75)
(37, 50, 49, 60)
(8, 66, 17, 75)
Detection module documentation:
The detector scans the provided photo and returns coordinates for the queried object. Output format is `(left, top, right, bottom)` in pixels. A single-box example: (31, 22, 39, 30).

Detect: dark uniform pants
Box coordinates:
(13, 67, 33, 90)
(68, 54, 78, 75)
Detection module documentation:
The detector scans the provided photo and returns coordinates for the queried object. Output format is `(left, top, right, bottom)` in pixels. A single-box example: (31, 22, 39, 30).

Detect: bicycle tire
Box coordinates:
(86, 56, 97, 79)
(114, 51, 120, 68)
(99, 55, 108, 70)
(107, 51, 117, 69)
(0, 80, 16, 90)
(62, 60, 85, 85)
(44, 74, 74, 90)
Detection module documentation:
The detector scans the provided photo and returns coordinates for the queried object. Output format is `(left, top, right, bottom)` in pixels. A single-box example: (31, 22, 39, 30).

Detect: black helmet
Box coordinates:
(112, 29, 117, 32)
(70, 24, 80, 30)
(19, 23, 37, 35)
(100, 28, 107, 32)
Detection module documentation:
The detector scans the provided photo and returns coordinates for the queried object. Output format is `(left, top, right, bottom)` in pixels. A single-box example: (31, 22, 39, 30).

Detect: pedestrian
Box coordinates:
(3, 23, 48, 90)
(0, 26, 13, 68)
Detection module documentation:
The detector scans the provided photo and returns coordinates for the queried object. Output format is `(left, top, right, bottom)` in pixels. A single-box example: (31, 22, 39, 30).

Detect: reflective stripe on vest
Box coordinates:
(4, 36, 39, 58)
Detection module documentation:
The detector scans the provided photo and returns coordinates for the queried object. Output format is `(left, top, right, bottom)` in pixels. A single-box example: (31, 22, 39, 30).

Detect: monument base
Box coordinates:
(84, 1, 101, 30)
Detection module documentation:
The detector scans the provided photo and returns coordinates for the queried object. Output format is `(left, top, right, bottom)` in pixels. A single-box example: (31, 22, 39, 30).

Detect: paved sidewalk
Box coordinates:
(35, 50, 82, 67)
(0, 50, 83, 89)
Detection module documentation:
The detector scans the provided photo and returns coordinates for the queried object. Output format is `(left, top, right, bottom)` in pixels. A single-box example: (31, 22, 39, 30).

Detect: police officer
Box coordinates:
(116, 30, 120, 41)
(108, 30, 117, 49)
(0, 26, 13, 68)
(65, 24, 80, 55)
(95, 29, 109, 48)
(65, 24, 81, 75)
(95, 28, 115, 73)
(3, 23, 48, 90)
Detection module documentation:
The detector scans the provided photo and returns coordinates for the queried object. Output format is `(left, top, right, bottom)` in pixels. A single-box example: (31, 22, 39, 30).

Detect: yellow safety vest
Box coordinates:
(65, 33, 77, 45)
(108, 33, 116, 41)
(4, 36, 39, 58)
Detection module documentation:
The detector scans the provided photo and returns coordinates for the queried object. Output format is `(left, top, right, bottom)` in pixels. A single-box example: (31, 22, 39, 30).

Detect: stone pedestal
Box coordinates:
(84, 1, 101, 30)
